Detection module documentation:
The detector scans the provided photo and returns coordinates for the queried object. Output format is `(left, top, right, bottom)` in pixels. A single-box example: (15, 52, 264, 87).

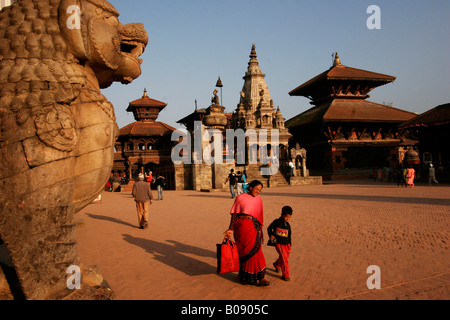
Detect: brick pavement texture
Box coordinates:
(75, 181, 450, 300)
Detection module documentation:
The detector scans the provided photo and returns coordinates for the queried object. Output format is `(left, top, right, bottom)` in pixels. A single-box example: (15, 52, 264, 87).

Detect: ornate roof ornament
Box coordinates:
(333, 52, 342, 66)
(250, 43, 257, 60)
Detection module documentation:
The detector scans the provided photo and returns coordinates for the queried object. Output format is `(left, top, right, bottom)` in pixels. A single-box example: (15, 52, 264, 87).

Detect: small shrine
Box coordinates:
(175, 87, 233, 191)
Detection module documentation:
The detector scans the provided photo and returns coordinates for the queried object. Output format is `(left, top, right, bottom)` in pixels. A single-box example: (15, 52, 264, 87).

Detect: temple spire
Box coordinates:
(247, 44, 261, 73)
(241, 44, 270, 111)
(250, 43, 257, 60)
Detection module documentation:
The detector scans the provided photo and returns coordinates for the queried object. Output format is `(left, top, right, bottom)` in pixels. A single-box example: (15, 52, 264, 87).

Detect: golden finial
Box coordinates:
(333, 52, 342, 66)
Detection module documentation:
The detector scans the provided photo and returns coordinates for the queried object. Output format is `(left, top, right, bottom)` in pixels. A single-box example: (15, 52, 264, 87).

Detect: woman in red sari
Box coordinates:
(406, 167, 415, 188)
(224, 180, 270, 286)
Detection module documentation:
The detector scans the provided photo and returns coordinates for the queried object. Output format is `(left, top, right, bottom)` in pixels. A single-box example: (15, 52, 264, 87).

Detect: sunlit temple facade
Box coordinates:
(287, 53, 418, 180)
(174, 45, 320, 190)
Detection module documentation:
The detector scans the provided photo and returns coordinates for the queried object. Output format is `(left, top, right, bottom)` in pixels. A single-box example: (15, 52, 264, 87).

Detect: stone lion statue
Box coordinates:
(0, 0, 147, 299)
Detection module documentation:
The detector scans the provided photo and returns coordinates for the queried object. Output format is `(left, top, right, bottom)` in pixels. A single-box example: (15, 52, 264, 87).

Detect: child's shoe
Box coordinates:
(273, 263, 281, 273)
(281, 276, 290, 281)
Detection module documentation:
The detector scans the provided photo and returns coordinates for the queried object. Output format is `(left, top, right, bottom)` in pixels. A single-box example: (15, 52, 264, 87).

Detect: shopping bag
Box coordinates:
(216, 237, 240, 274)
(267, 238, 277, 246)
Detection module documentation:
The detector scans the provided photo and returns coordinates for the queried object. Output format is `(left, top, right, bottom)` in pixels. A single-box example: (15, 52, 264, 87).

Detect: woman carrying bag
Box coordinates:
(224, 180, 270, 286)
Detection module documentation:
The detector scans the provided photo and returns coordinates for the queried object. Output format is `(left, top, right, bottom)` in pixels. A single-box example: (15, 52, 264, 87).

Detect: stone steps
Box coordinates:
(238, 164, 290, 188)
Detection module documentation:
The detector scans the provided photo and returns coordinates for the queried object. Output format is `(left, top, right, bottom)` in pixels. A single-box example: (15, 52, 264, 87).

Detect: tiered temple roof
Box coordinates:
(287, 54, 415, 128)
(120, 89, 175, 138)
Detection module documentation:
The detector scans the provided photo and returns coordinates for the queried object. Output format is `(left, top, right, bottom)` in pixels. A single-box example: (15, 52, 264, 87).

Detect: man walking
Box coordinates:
(225, 169, 237, 198)
(289, 160, 295, 177)
(429, 164, 439, 185)
(132, 173, 153, 229)
(236, 171, 244, 196)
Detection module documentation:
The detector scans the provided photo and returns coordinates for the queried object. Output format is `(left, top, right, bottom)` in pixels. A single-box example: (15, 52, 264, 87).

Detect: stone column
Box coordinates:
(212, 163, 224, 190)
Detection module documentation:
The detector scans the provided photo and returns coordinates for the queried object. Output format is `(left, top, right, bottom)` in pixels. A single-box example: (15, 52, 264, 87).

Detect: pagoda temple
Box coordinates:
(113, 89, 177, 188)
(287, 54, 418, 180)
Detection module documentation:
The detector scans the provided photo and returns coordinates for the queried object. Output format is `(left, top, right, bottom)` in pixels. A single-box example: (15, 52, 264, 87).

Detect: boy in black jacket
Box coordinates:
(267, 206, 293, 281)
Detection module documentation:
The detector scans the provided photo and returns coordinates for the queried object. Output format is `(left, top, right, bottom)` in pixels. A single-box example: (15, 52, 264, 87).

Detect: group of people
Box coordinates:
(224, 180, 293, 286)
(395, 166, 416, 188)
(225, 169, 248, 198)
(124, 158, 444, 288)
(132, 171, 294, 286)
(395, 164, 440, 188)
(373, 163, 441, 188)
(144, 171, 167, 200)
(131, 171, 166, 229)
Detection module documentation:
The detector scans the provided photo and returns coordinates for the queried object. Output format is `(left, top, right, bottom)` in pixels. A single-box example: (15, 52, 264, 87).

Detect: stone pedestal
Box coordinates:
(0, 0, 147, 299)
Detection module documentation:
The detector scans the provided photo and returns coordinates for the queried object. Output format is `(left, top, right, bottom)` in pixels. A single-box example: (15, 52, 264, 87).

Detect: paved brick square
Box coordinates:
(75, 180, 449, 300)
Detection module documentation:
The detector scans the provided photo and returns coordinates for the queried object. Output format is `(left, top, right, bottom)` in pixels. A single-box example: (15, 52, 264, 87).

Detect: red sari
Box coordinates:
(406, 168, 415, 187)
(230, 193, 266, 284)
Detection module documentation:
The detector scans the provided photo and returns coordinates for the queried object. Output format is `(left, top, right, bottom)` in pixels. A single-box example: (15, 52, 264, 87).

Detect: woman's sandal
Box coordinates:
(257, 279, 271, 287)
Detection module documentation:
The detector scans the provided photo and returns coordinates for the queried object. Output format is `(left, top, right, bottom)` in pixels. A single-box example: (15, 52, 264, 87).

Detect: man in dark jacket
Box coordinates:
(155, 174, 166, 200)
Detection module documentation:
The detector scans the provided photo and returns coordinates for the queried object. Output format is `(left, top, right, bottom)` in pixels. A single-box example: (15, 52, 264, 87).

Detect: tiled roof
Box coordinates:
(119, 121, 176, 137)
(325, 100, 416, 122)
(286, 100, 416, 128)
(126, 95, 167, 111)
(400, 103, 450, 128)
(289, 64, 395, 97)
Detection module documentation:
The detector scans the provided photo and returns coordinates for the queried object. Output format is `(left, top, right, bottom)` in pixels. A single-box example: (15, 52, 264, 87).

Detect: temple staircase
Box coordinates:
(239, 164, 290, 188)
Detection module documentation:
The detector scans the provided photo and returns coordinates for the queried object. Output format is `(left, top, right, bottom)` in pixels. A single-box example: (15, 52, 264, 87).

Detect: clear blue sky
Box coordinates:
(103, 0, 450, 130)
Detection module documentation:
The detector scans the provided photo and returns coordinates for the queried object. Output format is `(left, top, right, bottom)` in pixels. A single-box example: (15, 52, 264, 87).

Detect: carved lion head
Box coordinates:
(0, 0, 148, 146)
(59, 0, 148, 88)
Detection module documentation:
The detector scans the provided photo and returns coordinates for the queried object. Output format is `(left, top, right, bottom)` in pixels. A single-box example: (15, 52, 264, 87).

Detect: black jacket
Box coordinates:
(155, 177, 166, 187)
(267, 217, 291, 245)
